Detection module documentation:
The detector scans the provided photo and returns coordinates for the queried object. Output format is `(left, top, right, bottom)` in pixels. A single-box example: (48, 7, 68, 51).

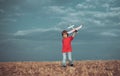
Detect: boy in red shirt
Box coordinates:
(61, 30, 77, 67)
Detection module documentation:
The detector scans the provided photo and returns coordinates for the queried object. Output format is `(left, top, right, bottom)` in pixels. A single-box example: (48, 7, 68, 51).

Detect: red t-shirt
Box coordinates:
(62, 36, 74, 53)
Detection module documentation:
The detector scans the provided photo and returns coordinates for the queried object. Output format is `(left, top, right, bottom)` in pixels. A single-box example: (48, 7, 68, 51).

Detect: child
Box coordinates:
(61, 30, 77, 67)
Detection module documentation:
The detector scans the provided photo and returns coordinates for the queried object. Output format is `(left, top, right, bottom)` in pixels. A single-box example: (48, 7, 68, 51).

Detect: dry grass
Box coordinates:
(0, 60, 120, 76)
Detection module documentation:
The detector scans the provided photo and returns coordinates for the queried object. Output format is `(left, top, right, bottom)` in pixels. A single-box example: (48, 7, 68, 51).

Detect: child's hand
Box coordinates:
(72, 30, 77, 37)
(74, 30, 78, 32)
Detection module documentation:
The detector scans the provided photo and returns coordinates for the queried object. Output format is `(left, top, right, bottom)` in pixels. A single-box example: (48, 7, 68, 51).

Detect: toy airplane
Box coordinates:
(67, 24, 83, 34)
(67, 25, 75, 29)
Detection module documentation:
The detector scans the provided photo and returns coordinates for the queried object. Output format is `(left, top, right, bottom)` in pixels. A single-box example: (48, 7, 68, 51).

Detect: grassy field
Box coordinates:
(0, 60, 120, 76)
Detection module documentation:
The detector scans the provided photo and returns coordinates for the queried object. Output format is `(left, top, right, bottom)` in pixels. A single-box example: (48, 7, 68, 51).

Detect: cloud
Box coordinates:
(47, 6, 85, 26)
(94, 11, 120, 18)
(26, 0, 51, 6)
(46, 0, 120, 28)
(84, 18, 106, 26)
(76, 3, 95, 9)
(110, 7, 120, 11)
(47, 6, 75, 14)
(0, 9, 4, 13)
(0, 33, 14, 41)
(99, 29, 120, 37)
(102, 3, 110, 8)
(2, 18, 17, 22)
(14, 27, 62, 36)
(47, 6, 65, 14)
(15, 12, 25, 16)
(61, 16, 80, 23)
(100, 32, 118, 37)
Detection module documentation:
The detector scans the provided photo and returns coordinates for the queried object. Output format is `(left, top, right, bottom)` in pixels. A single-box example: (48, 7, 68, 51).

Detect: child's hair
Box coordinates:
(62, 30, 69, 37)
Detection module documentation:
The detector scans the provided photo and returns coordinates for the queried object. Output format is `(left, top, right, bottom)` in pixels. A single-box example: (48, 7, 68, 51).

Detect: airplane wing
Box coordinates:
(68, 25, 74, 29)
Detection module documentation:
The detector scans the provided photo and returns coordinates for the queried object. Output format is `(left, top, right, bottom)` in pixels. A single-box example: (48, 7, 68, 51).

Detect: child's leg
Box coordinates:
(62, 53, 67, 66)
(68, 52, 73, 65)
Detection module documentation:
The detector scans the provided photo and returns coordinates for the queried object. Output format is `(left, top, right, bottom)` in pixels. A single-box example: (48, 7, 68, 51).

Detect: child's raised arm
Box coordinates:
(72, 30, 77, 37)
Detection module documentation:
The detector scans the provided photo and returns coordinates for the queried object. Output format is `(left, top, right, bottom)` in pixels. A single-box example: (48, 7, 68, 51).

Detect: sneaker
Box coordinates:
(62, 65, 66, 67)
(70, 64, 74, 67)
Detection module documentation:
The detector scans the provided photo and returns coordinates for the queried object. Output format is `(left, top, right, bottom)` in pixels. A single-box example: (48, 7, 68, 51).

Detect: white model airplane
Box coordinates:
(67, 25, 75, 29)
(67, 24, 83, 34)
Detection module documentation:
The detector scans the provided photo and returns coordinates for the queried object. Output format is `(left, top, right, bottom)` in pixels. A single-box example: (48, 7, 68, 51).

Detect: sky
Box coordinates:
(0, 0, 120, 61)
